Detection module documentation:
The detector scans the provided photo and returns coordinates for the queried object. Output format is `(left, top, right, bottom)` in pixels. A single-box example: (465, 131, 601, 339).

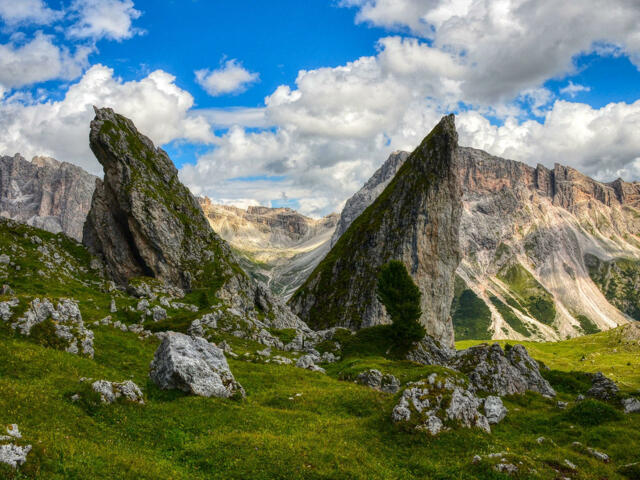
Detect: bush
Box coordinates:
(377, 261, 426, 350)
(563, 399, 623, 426)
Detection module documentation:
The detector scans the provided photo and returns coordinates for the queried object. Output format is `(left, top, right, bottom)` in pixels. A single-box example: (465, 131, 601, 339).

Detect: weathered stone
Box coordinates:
(151, 305, 167, 322)
(587, 372, 619, 401)
(0, 444, 31, 468)
(449, 343, 555, 397)
(91, 380, 144, 404)
(622, 397, 640, 414)
(484, 396, 508, 424)
(0, 298, 19, 321)
(446, 387, 491, 433)
(296, 354, 325, 373)
(290, 115, 463, 348)
(406, 335, 456, 365)
(11, 298, 94, 357)
(149, 332, 244, 398)
(356, 369, 401, 394)
(109, 298, 117, 313)
(0, 254, 9, 264)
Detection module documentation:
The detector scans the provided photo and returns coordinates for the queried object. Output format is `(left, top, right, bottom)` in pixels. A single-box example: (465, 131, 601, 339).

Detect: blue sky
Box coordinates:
(1, 0, 640, 216)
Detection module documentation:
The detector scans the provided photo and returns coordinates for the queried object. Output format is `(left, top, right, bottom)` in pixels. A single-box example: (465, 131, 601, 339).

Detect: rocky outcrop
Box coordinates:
(149, 332, 245, 398)
(586, 372, 619, 401)
(200, 200, 338, 299)
(330, 139, 638, 341)
(9, 298, 94, 357)
(391, 372, 495, 435)
(290, 115, 463, 348)
(0, 154, 96, 241)
(82, 107, 305, 330)
(330, 151, 408, 248)
(449, 343, 555, 397)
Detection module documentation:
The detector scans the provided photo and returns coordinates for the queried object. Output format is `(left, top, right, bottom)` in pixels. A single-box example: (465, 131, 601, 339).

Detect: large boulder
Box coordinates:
(290, 115, 463, 348)
(356, 369, 401, 394)
(449, 343, 555, 397)
(10, 298, 94, 357)
(149, 332, 244, 398)
(587, 372, 619, 401)
(405, 335, 456, 365)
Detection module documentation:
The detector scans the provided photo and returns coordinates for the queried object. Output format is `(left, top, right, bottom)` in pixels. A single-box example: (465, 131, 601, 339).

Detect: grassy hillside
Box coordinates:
(1, 219, 640, 479)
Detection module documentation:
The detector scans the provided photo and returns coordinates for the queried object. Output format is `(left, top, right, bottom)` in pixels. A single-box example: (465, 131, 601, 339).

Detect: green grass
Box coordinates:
(497, 264, 556, 325)
(2, 219, 640, 478)
(489, 295, 532, 337)
(451, 276, 492, 340)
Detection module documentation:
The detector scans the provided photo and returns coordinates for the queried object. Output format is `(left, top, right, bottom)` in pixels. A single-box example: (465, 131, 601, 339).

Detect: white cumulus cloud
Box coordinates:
(0, 64, 214, 174)
(68, 0, 143, 41)
(195, 59, 260, 97)
(0, 33, 90, 89)
(0, 0, 61, 26)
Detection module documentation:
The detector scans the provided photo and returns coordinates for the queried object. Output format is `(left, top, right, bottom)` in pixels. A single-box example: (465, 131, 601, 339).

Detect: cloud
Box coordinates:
(0, 33, 90, 89)
(0, 0, 61, 26)
(560, 81, 591, 98)
(68, 0, 143, 41)
(195, 59, 260, 97)
(0, 64, 214, 174)
(340, 0, 640, 104)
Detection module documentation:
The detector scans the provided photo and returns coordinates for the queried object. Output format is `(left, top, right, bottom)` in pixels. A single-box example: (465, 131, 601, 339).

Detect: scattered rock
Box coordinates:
(564, 459, 577, 470)
(136, 299, 150, 312)
(494, 463, 518, 474)
(110, 299, 117, 313)
(392, 373, 495, 435)
(11, 298, 94, 357)
(356, 369, 401, 394)
(557, 401, 568, 409)
(0, 444, 31, 468)
(484, 396, 508, 424)
(1, 284, 13, 295)
(0, 298, 19, 321)
(296, 354, 326, 373)
(256, 347, 271, 357)
(587, 447, 610, 463)
(587, 372, 619, 401)
(271, 355, 293, 365)
(91, 380, 144, 404)
(151, 305, 167, 322)
(0, 254, 10, 264)
(623, 397, 640, 414)
(449, 343, 555, 397)
(149, 332, 245, 398)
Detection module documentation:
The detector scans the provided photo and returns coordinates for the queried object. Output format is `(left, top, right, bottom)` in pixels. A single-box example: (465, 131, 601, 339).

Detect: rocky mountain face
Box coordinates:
(82, 107, 304, 330)
(289, 114, 463, 348)
(199, 199, 338, 299)
(0, 154, 96, 241)
(330, 142, 639, 341)
(330, 151, 408, 248)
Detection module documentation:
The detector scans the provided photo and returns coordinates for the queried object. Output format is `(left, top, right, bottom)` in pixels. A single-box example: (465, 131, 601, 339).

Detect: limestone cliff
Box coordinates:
(82, 107, 304, 329)
(0, 154, 96, 241)
(330, 143, 639, 341)
(289, 115, 463, 348)
(199, 200, 338, 299)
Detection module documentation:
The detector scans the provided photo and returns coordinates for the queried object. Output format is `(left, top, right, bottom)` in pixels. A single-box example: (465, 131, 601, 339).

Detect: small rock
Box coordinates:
(587, 447, 610, 463)
(110, 299, 117, 313)
(91, 380, 144, 404)
(296, 354, 326, 373)
(356, 369, 401, 394)
(271, 355, 293, 365)
(136, 299, 150, 312)
(256, 347, 271, 357)
(484, 396, 508, 424)
(494, 463, 518, 474)
(622, 397, 640, 414)
(587, 372, 619, 401)
(536, 436, 546, 444)
(1, 284, 13, 295)
(557, 401, 568, 409)
(564, 459, 577, 470)
(151, 305, 167, 322)
(0, 444, 31, 468)
(576, 394, 585, 401)
(472, 455, 482, 464)
(0, 254, 10, 264)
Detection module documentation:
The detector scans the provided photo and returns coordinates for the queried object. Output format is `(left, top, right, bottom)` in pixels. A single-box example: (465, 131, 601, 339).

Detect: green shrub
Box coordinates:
(564, 399, 623, 426)
(542, 370, 592, 394)
(377, 261, 425, 351)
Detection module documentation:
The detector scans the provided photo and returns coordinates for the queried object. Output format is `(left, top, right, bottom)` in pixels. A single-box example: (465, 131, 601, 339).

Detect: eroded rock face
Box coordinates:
(449, 343, 555, 397)
(82, 107, 305, 330)
(330, 141, 639, 342)
(0, 154, 96, 241)
(290, 115, 463, 348)
(10, 298, 94, 357)
(149, 332, 245, 398)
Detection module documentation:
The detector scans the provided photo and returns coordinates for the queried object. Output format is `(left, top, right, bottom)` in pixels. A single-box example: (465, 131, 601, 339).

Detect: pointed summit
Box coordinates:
(289, 114, 463, 348)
